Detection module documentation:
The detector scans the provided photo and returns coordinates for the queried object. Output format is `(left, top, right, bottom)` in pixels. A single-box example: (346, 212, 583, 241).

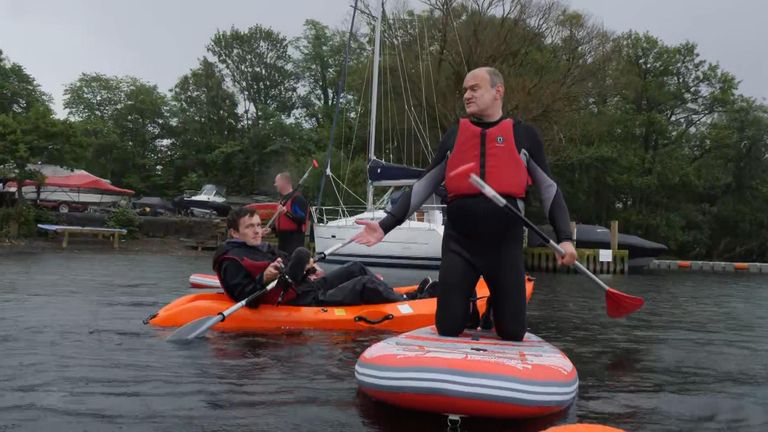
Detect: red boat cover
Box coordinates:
(7, 172, 134, 195)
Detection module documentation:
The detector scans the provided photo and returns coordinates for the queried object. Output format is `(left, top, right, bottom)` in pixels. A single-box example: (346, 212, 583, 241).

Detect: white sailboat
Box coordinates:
(313, 1, 444, 268)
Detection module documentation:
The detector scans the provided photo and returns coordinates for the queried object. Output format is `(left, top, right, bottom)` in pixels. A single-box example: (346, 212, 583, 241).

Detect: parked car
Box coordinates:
(132, 196, 174, 217)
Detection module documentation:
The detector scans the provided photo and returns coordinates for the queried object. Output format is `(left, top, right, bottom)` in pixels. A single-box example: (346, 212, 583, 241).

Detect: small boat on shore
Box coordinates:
(4, 168, 134, 213)
(172, 184, 231, 217)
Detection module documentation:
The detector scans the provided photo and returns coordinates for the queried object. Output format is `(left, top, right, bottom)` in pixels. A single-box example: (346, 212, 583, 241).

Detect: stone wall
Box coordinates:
(53, 213, 224, 240)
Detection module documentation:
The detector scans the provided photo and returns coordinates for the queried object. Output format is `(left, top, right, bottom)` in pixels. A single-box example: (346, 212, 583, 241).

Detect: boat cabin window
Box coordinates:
(199, 184, 226, 198)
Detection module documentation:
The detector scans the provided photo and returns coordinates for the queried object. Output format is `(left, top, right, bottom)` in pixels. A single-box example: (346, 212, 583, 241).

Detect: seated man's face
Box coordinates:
(231, 214, 263, 246)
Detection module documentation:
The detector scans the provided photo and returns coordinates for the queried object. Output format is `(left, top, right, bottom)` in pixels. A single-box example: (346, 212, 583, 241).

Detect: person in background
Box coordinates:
(273, 171, 309, 255)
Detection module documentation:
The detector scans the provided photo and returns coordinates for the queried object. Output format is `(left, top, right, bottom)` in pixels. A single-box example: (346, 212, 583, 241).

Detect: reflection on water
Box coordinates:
(0, 251, 766, 431)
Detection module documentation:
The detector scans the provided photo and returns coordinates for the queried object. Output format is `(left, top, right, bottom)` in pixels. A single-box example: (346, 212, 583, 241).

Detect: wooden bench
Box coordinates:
(37, 224, 127, 250)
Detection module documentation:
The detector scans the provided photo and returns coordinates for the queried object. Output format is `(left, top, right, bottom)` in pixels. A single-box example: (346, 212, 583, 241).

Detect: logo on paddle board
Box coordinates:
(496, 135, 505, 146)
(368, 338, 575, 374)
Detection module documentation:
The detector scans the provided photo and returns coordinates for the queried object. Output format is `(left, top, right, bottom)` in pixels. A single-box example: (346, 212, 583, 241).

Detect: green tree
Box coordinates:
(0, 50, 84, 204)
(0, 106, 85, 197)
(545, 32, 739, 253)
(204, 25, 309, 194)
(63, 73, 168, 194)
(295, 19, 365, 128)
(167, 57, 241, 192)
(0, 49, 51, 115)
(207, 25, 297, 129)
(690, 97, 768, 260)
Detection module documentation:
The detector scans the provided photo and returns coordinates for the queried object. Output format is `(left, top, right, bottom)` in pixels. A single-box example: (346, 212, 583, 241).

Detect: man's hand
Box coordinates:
(276, 205, 287, 215)
(263, 258, 283, 283)
(352, 219, 385, 246)
(262, 227, 272, 236)
(557, 241, 578, 266)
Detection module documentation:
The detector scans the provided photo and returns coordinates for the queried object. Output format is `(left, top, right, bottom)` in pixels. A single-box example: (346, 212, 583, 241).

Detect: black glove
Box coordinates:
(286, 247, 311, 285)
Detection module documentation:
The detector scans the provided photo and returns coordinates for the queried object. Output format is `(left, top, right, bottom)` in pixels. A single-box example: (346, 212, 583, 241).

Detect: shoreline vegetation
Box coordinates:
(2, 1, 767, 262)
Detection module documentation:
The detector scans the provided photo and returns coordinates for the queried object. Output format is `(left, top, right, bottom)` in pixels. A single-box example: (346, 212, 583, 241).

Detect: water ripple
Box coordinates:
(0, 253, 766, 431)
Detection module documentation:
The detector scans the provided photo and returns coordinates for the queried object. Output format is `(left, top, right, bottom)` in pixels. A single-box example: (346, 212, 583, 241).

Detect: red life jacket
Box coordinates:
(213, 254, 297, 306)
(445, 118, 531, 200)
(275, 193, 308, 233)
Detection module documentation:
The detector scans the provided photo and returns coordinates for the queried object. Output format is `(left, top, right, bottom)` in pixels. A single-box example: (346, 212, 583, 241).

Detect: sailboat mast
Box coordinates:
(316, 0, 359, 208)
(366, 0, 383, 211)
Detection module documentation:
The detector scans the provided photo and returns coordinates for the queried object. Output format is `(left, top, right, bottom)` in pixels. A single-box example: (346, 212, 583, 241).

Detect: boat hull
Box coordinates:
(314, 210, 443, 269)
(149, 278, 534, 333)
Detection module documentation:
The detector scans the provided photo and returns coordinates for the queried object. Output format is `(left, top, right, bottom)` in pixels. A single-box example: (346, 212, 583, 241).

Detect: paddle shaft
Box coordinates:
(468, 174, 611, 293)
(181, 278, 281, 339)
(265, 163, 316, 229)
(315, 238, 354, 260)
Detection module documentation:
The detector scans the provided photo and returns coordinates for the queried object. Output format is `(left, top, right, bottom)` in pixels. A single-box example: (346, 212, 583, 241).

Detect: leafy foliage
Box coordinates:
(2, 3, 768, 260)
(63, 73, 168, 195)
(105, 206, 140, 238)
(0, 203, 53, 238)
(0, 50, 85, 205)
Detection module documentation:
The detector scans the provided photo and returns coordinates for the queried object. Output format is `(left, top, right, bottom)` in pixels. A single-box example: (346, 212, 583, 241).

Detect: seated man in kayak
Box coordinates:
(213, 207, 435, 307)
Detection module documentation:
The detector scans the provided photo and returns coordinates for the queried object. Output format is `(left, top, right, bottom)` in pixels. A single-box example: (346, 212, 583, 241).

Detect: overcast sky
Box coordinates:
(1, 0, 765, 116)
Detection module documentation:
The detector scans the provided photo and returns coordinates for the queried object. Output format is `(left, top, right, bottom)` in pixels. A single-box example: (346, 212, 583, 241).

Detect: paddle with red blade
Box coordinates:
(265, 159, 319, 230)
(449, 162, 644, 318)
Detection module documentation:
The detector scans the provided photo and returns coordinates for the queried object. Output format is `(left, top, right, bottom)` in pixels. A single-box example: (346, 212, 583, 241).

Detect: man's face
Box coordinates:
(274, 175, 289, 195)
(463, 69, 502, 118)
(230, 213, 263, 246)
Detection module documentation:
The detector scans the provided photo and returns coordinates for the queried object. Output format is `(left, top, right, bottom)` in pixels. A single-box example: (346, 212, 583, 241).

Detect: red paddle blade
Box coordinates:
(605, 287, 644, 318)
(312, 159, 319, 168)
(448, 162, 477, 181)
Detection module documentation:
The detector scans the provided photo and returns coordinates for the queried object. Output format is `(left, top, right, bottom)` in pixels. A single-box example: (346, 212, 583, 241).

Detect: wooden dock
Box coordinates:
(37, 224, 127, 249)
(525, 247, 629, 274)
(523, 220, 629, 274)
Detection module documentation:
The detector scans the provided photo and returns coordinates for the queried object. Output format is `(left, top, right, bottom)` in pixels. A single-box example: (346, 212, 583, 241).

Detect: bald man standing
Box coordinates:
(353, 67, 577, 341)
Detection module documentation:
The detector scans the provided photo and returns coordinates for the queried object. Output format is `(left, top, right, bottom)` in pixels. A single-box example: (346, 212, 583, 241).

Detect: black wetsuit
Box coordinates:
(213, 241, 405, 307)
(379, 117, 572, 341)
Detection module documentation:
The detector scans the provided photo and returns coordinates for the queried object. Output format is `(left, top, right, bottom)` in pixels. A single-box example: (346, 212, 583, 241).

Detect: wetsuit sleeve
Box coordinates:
(220, 260, 266, 303)
(285, 194, 308, 224)
(520, 123, 573, 243)
(378, 125, 458, 234)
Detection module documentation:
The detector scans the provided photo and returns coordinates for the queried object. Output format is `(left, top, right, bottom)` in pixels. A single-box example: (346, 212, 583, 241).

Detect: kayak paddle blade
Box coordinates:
(166, 315, 222, 343)
(605, 287, 645, 318)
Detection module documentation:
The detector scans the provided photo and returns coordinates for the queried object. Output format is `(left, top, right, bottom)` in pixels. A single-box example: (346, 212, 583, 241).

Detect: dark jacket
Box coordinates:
(212, 240, 289, 305)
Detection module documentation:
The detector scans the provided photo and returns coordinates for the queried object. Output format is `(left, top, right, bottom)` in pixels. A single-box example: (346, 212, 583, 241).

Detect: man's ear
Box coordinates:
(496, 84, 505, 100)
(228, 228, 238, 239)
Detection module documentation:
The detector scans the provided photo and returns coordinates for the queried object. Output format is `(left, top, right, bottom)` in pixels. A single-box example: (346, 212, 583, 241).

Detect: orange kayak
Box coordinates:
(147, 277, 534, 333)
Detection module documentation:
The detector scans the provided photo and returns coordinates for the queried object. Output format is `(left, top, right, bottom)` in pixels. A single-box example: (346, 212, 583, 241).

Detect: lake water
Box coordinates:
(0, 250, 766, 431)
